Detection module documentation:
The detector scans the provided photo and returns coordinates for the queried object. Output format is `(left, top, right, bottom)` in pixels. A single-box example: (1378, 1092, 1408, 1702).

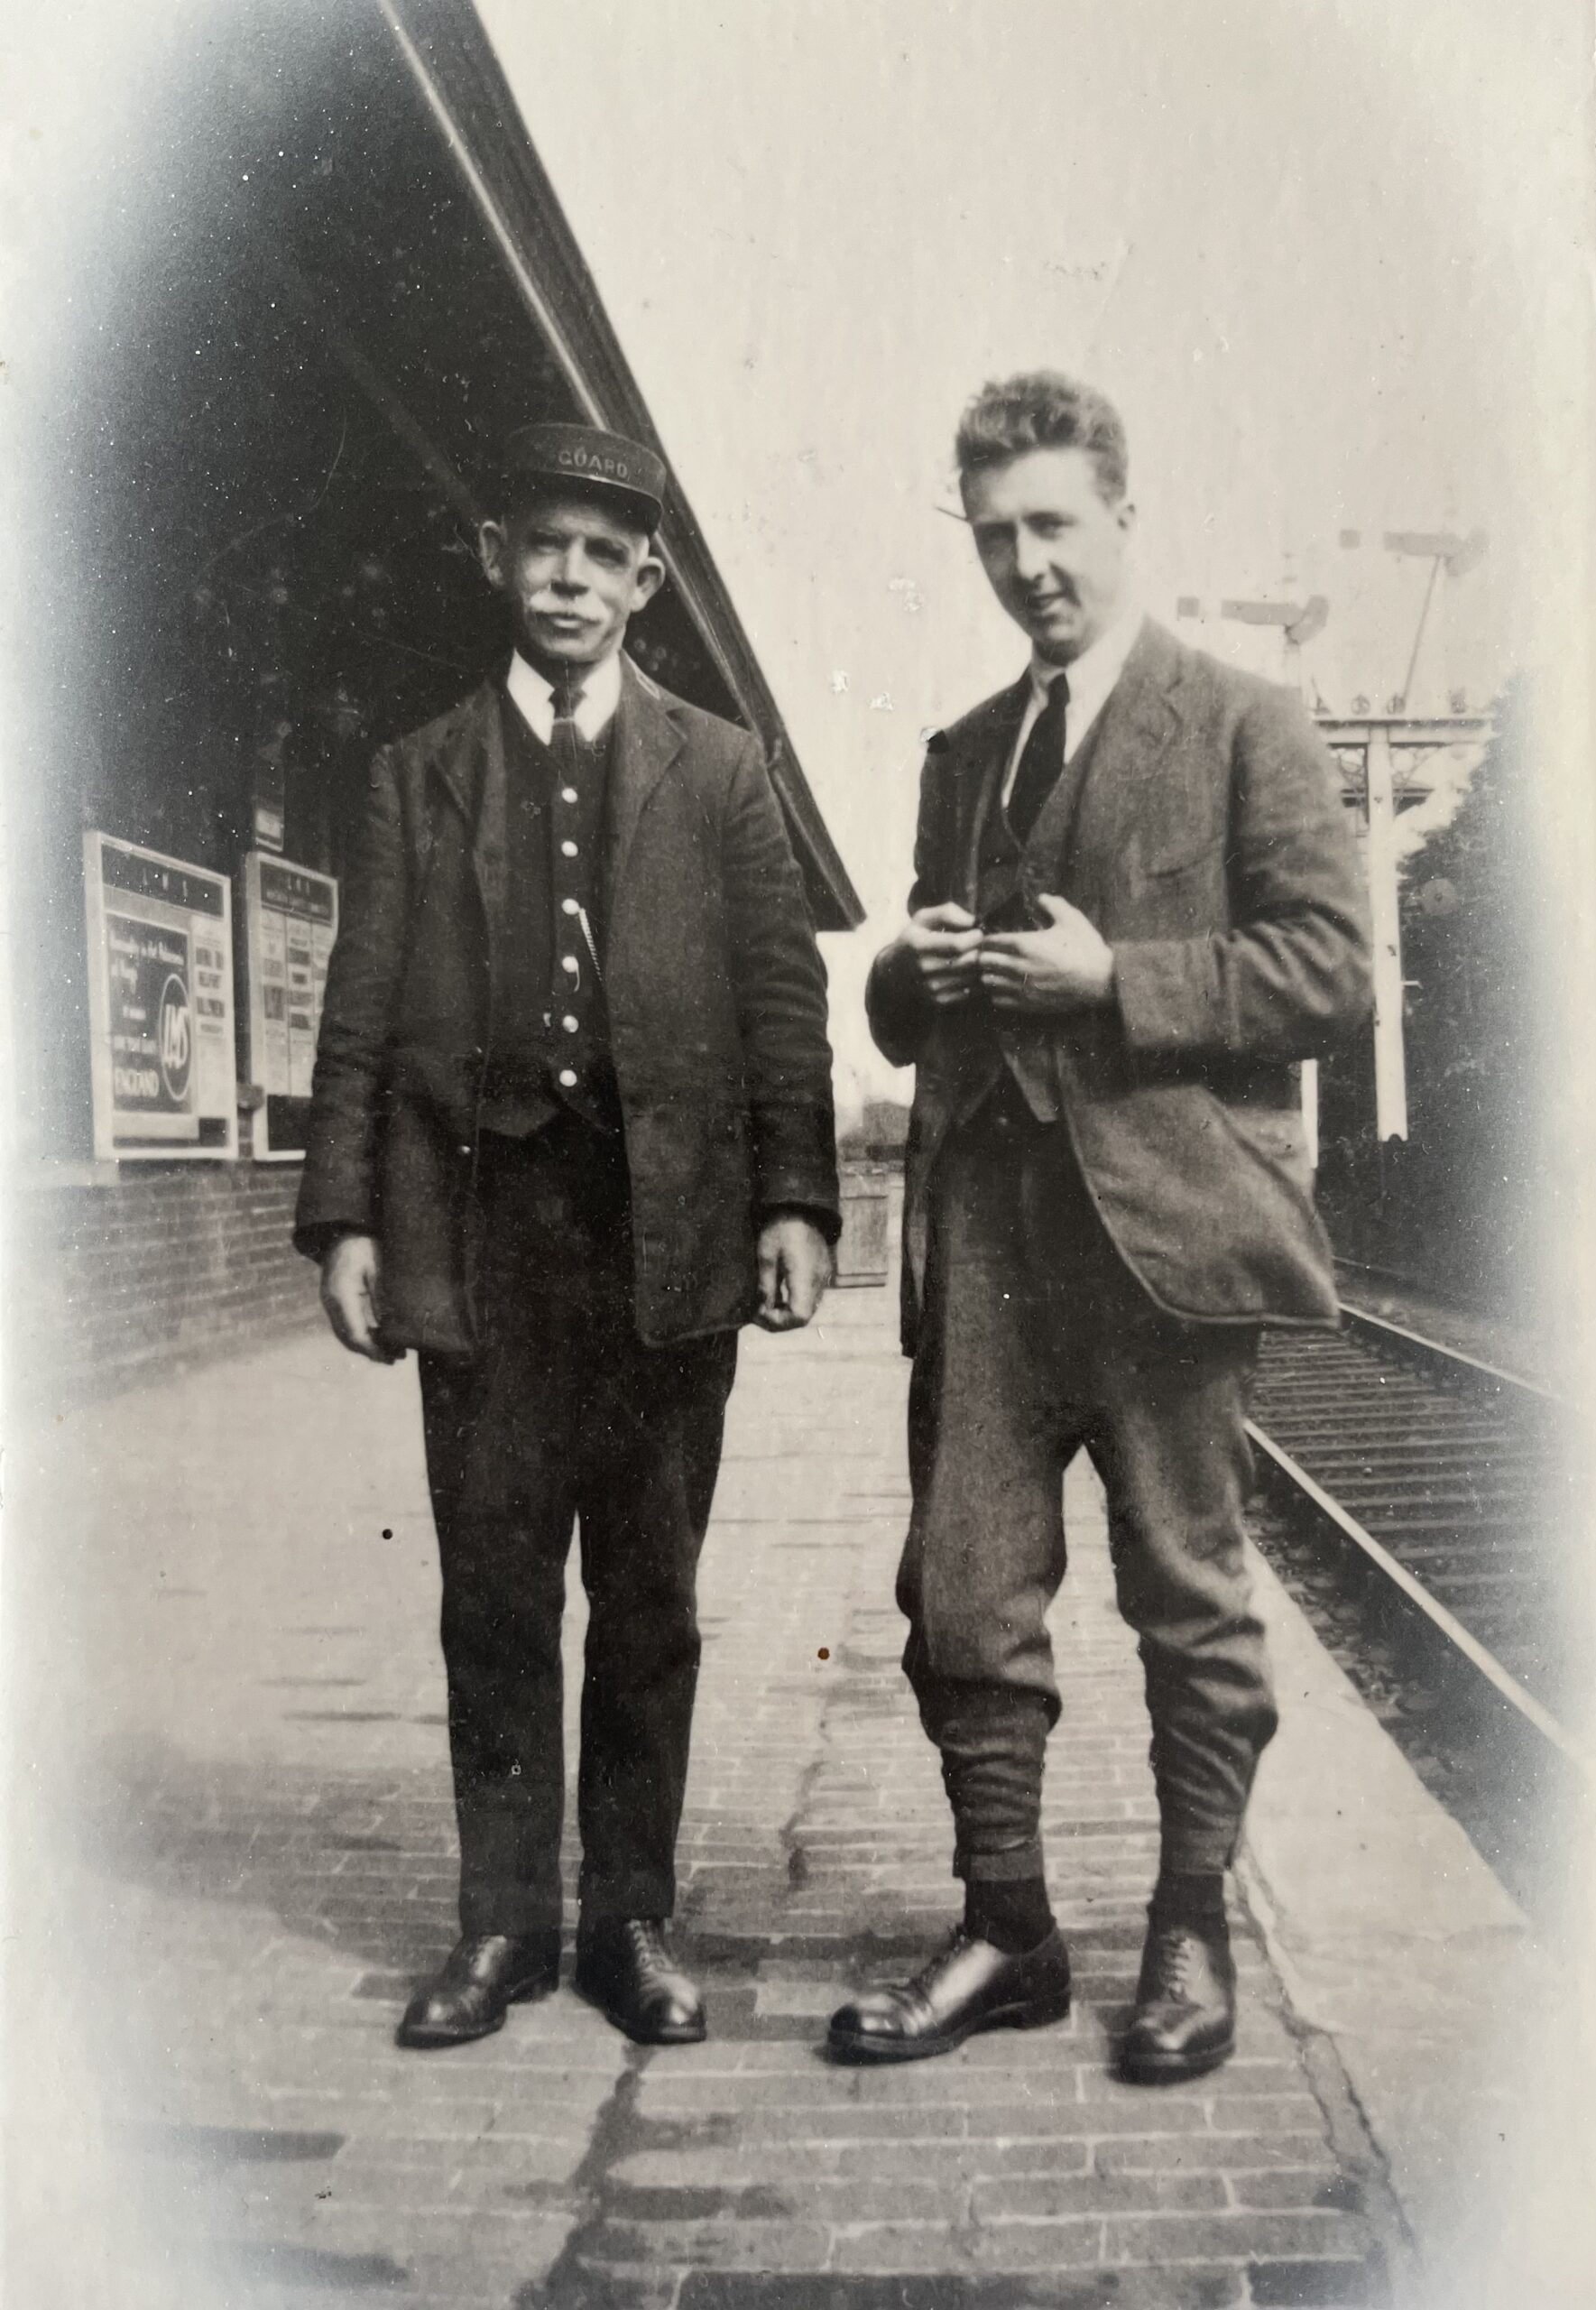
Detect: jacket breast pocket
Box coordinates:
(1131, 764, 1225, 881)
(1119, 827, 1226, 938)
(1140, 829, 1222, 880)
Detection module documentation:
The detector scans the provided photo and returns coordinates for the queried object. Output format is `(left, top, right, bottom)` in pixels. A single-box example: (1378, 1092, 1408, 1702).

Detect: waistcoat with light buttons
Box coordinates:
(478, 688, 622, 1137)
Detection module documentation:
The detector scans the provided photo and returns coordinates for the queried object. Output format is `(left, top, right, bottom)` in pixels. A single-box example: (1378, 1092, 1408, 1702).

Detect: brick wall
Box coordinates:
(10, 1154, 320, 1409)
(8, 1154, 898, 1411)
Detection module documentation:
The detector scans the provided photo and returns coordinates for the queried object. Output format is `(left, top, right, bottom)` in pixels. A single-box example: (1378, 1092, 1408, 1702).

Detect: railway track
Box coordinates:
(1248, 1304, 1591, 1808)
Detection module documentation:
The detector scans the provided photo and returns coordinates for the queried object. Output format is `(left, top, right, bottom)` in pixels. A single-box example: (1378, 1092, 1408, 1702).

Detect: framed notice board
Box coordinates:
(82, 832, 239, 1160)
(240, 852, 338, 1160)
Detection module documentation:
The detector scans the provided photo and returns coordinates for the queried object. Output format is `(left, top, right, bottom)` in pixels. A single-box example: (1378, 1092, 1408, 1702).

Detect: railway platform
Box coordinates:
(6, 1268, 1591, 2309)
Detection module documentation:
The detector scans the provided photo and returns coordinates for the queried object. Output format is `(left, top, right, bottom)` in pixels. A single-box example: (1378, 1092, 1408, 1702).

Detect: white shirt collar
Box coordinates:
(505, 648, 623, 745)
(1029, 604, 1143, 731)
(1005, 605, 1143, 791)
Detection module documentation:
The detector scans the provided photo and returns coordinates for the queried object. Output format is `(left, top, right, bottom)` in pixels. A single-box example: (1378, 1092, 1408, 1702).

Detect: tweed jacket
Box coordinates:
(867, 619, 1372, 1350)
(296, 656, 839, 1353)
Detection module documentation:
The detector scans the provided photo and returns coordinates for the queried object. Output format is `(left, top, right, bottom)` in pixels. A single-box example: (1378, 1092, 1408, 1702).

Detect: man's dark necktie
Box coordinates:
(550, 671, 586, 756)
(1005, 673, 1070, 845)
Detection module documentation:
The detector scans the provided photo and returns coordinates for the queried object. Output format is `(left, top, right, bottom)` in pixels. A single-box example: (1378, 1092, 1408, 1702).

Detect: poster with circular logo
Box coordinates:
(83, 833, 237, 1158)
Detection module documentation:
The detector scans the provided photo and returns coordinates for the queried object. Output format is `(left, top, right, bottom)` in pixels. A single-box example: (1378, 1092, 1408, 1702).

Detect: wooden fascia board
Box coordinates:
(375, 0, 863, 929)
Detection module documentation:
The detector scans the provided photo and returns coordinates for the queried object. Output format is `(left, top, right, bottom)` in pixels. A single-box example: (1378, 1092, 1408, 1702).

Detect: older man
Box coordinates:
(829, 373, 1370, 2081)
(298, 422, 838, 2050)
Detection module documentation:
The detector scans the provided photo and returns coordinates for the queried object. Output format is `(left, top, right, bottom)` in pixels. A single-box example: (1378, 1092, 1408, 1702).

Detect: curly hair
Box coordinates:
(955, 372, 1129, 504)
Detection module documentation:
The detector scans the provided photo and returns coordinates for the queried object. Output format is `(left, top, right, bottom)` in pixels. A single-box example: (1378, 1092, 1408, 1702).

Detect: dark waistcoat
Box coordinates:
(959, 703, 1112, 1125)
(479, 691, 622, 1138)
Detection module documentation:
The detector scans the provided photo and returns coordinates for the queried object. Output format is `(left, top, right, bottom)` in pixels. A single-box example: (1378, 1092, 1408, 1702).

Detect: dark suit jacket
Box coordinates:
(296, 656, 839, 1353)
(867, 619, 1371, 1348)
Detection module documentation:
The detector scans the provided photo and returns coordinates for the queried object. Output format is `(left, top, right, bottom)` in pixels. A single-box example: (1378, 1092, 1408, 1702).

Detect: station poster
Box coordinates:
(82, 832, 238, 1160)
(240, 852, 338, 1159)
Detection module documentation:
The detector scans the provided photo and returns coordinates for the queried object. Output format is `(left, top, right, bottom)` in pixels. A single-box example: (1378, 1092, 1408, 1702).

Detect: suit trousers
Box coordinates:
(418, 1118, 737, 1936)
(899, 1086, 1277, 1883)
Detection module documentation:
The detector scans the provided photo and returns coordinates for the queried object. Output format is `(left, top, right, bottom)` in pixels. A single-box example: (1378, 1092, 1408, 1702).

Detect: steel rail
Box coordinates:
(1338, 1300, 1568, 1409)
(1246, 1421, 1591, 1780)
(1249, 1300, 1592, 1789)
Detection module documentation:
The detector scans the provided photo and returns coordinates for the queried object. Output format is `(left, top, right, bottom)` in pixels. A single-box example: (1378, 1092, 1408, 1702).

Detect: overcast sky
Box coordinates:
(480, 0, 1592, 1104)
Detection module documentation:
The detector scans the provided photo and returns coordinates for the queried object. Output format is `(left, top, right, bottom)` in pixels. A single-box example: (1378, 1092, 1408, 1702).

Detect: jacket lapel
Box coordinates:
(426, 681, 498, 836)
(957, 676, 1030, 908)
(1057, 619, 1185, 896)
(606, 655, 685, 900)
(421, 682, 505, 982)
(470, 688, 510, 938)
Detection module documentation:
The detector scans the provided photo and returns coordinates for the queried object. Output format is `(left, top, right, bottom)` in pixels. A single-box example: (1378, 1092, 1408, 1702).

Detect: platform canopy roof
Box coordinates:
(55, 0, 861, 933)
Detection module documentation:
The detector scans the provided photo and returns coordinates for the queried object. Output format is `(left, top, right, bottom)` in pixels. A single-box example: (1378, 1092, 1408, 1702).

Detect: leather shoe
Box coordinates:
(1120, 1917, 1236, 2084)
(827, 1927, 1071, 2065)
(396, 1931, 561, 2049)
(574, 1917, 706, 2045)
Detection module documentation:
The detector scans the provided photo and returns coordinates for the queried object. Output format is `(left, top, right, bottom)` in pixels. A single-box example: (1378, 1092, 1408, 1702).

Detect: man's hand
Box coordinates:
(320, 1232, 405, 1363)
(978, 894, 1116, 1014)
(755, 1215, 834, 1333)
(892, 901, 985, 1008)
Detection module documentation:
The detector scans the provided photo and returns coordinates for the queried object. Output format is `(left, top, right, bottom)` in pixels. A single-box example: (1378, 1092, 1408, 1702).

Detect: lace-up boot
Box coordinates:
(575, 1917, 706, 2045)
(1121, 1913, 1237, 2084)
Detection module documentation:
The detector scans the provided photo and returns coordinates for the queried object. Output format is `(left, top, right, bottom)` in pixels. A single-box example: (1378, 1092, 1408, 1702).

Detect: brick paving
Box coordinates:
(13, 1265, 1398, 2308)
